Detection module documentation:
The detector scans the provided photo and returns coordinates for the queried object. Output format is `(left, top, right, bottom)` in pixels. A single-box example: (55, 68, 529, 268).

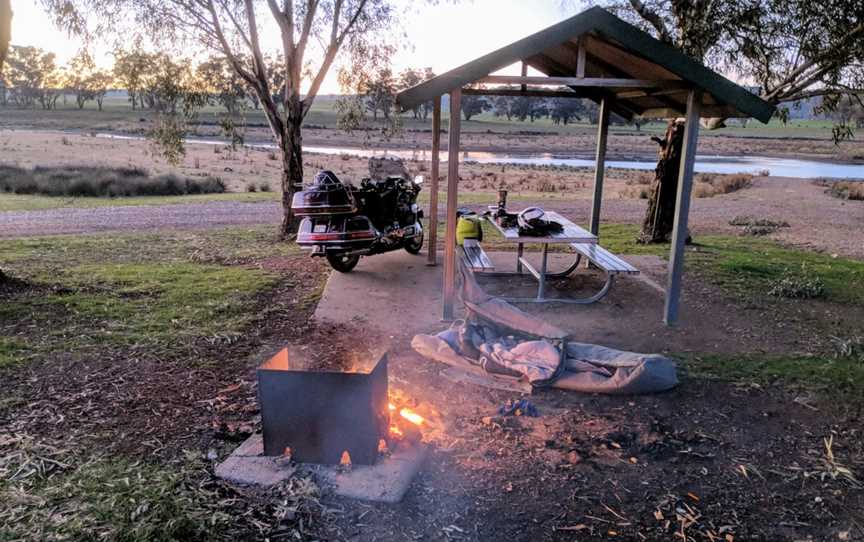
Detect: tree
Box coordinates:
(0, 0, 9, 284)
(365, 67, 395, 121)
(398, 67, 423, 119)
(461, 93, 489, 121)
(40, 0, 409, 237)
(492, 95, 514, 120)
(87, 71, 112, 111)
(196, 55, 247, 114)
(67, 50, 97, 109)
(549, 96, 585, 125)
(5, 46, 57, 109)
(584, 0, 864, 243)
(113, 47, 154, 110)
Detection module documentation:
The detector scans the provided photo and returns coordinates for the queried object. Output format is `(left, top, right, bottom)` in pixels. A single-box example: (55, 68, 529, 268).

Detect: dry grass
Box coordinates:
(825, 181, 864, 201)
(693, 173, 754, 198)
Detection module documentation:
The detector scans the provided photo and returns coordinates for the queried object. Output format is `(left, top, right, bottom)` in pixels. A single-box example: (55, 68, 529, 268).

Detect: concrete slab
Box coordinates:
(216, 434, 429, 503)
(317, 441, 430, 504)
(314, 250, 451, 336)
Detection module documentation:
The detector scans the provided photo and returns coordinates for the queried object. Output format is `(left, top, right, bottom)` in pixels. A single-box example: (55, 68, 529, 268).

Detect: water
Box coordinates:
(95, 133, 864, 180)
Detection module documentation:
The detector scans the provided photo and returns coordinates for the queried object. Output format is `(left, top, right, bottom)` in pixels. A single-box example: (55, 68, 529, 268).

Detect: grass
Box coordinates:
(824, 181, 864, 201)
(0, 227, 302, 367)
(0, 191, 279, 211)
(689, 236, 864, 305)
(0, 453, 230, 541)
(0, 165, 226, 198)
(680, 353, 864, 397)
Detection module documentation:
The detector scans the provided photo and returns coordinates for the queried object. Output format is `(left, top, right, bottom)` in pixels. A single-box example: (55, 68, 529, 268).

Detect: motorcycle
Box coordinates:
(292, 170, 424, 272)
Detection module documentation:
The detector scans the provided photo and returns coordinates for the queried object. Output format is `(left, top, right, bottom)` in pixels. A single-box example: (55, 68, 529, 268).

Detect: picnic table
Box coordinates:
(459, 211, 639, 304)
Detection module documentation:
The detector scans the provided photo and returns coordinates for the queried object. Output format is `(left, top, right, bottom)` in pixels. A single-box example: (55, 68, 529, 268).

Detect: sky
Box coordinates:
(8, 0, 586, 94)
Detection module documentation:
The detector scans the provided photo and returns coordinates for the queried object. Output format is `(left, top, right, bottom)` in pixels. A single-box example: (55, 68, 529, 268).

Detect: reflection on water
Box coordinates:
(95, 133, 864, 180)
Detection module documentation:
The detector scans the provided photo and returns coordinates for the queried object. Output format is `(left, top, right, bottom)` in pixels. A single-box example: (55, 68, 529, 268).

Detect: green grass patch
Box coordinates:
(0, 227, 307, 365)
(680, 353, 864, 396)
(689, 236, 864, 304)
(0, 337, 27, 368)
(0, 191, 279, 212)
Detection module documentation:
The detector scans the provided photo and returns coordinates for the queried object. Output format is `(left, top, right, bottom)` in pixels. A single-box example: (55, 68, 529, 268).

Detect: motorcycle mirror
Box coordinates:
(414, 175, 424, 185)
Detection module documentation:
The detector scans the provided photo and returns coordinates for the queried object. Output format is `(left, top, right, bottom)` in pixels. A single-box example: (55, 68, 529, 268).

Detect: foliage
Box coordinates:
(461, 93, 491, 121)
(596, 0, 864, 137)
(112, 45, 155, 110)
(0, 164, 225, 197)
(3, 45, 58, 109)
(767, 266, 826, 299)
(364, 67, 396, 121)
(824, 181, 864, 201)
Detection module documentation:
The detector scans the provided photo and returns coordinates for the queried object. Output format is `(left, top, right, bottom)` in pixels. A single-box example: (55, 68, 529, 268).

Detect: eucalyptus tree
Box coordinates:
(40, 0, 418, 237)
(565, 0, 864, 242)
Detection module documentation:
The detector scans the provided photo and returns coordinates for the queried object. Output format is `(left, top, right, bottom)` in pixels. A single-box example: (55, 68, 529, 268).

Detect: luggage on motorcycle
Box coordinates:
(296, 216, 377, 247)
(291, 170, 357, 216)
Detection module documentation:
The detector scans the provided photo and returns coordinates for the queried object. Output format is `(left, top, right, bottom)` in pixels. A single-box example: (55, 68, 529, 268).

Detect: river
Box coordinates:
(94, 133, 864, 180)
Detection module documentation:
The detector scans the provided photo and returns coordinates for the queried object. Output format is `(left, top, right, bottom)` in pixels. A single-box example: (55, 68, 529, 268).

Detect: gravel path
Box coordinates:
(1, 177, 862, 259)
(0, 201, 283, 238)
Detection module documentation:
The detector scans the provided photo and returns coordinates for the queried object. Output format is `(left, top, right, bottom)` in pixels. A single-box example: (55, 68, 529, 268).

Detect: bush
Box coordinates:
(0, 165, 225, 198)
(768, 267, 825, 299)
(728, 216, 790, 236)
(259, 182, 272, 192)
(826, 181, 864, 201)
(694, 173, 754, 198)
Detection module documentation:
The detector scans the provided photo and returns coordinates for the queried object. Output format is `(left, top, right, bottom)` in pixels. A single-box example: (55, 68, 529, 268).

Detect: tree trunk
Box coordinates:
(638, 120, 686, 244)
(279, 110, 304, 238)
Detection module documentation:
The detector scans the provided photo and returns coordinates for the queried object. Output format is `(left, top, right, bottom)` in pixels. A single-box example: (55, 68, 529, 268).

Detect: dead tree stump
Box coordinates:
(638, 120, 687, 244)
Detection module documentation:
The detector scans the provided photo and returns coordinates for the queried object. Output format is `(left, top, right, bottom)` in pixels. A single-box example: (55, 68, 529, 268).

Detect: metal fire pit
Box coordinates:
(257, 348, 388, 465)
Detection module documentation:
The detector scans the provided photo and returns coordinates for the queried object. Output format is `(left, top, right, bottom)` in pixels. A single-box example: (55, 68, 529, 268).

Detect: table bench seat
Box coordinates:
(460, 239, 495, 271)
(570, 243, 639, 275)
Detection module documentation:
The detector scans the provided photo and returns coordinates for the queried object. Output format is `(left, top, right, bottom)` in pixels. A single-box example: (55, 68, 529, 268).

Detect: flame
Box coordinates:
(399, 408, 424, 426)
(340, 450, 351, 465)
(389, 425, 403, 437)
(388, 403, 396, 411)
(378, 439, 389, 454)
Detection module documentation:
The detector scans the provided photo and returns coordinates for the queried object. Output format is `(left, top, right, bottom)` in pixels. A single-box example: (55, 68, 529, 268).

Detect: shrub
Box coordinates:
(246, 182, 257, 192)
(826, 181, 864, 201)
(694, 173, 754, 198)
(768, 267, 825, 299)
(0, 165, 225, 198)
(259, 182, 272, 192)
(728, 216, 790, 236)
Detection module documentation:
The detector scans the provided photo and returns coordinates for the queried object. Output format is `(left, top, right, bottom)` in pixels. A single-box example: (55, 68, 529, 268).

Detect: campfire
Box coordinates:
(257, 348, 432, 467)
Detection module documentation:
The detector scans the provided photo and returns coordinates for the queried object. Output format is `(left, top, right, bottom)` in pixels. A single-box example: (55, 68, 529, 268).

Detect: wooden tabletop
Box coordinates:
(484, 211, 597, 244)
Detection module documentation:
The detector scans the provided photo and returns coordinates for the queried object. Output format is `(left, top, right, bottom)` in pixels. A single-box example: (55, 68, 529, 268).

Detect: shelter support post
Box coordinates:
(427, 96, 442, 266)
(442, 89, 462, 320)
(664, 89, 702, 326)
(589, 97, 610, 236)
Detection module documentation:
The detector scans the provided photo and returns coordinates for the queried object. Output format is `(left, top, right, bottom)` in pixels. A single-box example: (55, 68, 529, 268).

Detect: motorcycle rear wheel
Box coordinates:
(326, 253, 360, 273)
(404, 229, 424, 255)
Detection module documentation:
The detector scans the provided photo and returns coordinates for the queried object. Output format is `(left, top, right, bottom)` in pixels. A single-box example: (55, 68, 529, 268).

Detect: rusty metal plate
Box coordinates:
(257, 349, 388, 465)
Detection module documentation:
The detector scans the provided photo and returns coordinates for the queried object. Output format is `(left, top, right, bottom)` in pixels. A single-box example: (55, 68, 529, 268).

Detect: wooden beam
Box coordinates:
(527, 54, 638, 120)
(442, 89, 462, 321)
(478, 75, 688, 89)
(589, 97, 610, 236)
(576, 37, 587, 78)
(427, 96, 441, 266)
(462, 88, 589, 99)
(638, 105, 744, 119)
(616, 88, 689, 99)
(664, 89, 703, 326)
(520, 61, 528, 93)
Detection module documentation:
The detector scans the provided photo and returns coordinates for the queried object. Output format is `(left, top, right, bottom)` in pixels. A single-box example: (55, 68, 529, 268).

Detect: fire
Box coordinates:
(399, 408, 424, 426)
(389, 424, 403, 437)
(388, 402, 397, 411)
(378, 439, 389, 454)
(340, 450, 351, 466)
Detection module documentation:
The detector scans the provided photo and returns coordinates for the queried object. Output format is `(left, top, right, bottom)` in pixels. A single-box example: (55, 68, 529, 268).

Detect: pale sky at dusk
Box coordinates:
(8, 0, 590, 93)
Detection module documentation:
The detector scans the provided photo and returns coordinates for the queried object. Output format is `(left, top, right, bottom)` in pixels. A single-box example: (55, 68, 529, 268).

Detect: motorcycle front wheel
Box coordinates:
(404, 229, 424, 255)
(326, 253, 360, 273)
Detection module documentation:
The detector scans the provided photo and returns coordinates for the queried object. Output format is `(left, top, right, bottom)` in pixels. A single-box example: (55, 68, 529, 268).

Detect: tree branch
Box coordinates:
(627, 0, 672, 44)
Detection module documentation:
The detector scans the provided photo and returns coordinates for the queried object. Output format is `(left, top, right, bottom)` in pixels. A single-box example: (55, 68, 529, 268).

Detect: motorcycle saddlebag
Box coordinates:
(291, 187, 356, 216)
